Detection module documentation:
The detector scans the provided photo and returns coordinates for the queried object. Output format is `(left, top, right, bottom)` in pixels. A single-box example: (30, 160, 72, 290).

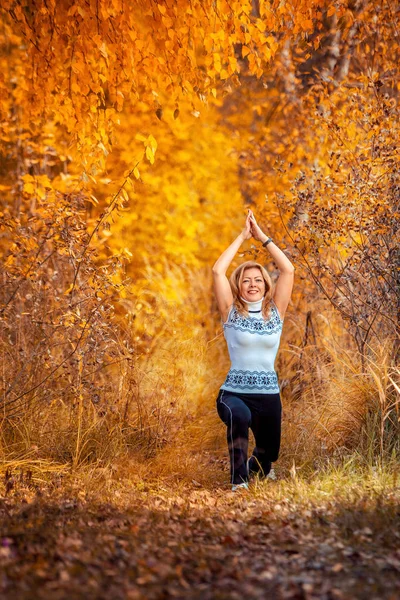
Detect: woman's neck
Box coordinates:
(240, 296, 264, 311)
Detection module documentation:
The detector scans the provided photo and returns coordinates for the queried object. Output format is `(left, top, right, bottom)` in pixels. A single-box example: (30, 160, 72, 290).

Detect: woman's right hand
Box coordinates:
(240, 210, 252, 240)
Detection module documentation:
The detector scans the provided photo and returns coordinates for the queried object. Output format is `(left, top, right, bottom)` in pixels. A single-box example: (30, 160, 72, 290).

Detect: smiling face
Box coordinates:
(240, 267, 266, 302)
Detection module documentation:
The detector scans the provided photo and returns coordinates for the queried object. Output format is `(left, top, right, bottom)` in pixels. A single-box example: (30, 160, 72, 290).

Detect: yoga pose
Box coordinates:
(212, 210, 294, 491)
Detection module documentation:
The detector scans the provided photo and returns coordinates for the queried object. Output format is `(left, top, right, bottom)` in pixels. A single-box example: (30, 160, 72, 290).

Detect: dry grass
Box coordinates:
(1, 264, 399, 494)
(279, 313, 400, 470)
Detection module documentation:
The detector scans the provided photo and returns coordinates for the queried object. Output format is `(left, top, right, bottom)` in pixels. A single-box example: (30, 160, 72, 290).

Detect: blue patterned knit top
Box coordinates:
(220, 296, 283, 394)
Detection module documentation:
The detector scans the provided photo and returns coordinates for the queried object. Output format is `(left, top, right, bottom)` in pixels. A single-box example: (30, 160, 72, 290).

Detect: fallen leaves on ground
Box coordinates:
(0, 476, 399, 600)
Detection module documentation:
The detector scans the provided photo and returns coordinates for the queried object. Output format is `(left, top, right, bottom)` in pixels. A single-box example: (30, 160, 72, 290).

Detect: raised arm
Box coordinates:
(212, 212, 252, 322)
(249, 210, 294, 319)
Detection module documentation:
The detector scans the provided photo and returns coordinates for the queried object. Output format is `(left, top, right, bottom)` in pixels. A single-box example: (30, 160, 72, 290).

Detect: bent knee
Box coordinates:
(232, 407, 251, 426)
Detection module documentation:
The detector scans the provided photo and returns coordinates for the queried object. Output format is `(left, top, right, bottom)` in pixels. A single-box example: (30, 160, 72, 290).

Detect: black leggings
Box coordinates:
(216, 388, 282, 485)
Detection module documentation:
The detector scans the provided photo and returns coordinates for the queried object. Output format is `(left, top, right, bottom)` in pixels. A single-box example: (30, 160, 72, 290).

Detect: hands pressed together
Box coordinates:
(213, 207, 294, 319)
(241, 209, 267, 243)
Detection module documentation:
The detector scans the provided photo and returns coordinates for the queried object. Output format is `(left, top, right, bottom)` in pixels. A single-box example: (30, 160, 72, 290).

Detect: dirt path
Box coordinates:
(1, 483, 399, 600)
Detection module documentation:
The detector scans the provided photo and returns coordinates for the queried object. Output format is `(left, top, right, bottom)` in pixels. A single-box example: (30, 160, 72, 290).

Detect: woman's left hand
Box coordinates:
(248, 210, 267, 242)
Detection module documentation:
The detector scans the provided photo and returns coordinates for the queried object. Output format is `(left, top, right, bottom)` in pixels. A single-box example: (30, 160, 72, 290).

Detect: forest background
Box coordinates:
(1, 0, 399, 489)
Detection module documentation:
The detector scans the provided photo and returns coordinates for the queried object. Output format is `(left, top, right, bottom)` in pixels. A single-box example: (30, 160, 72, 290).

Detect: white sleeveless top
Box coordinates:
(220, 297, 283, 394)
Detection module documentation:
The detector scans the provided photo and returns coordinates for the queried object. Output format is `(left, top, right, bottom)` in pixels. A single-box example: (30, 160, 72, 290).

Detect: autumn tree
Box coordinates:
(219, 0, 400, 363)
(1, 1, 398, 460)
(0, 0, 331, 418)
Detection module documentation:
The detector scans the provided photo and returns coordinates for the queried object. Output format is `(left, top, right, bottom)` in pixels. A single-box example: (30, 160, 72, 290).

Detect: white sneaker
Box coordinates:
(267, 468, 276, 480)
(231, 482, 249, 492)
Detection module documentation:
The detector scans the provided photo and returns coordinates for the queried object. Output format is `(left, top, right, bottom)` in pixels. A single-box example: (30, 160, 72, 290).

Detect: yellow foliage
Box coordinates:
(1, 0, 399, 472)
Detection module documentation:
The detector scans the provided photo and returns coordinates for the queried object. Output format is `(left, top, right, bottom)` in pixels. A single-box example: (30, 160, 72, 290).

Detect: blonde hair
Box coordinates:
(229, 261, 273, 319)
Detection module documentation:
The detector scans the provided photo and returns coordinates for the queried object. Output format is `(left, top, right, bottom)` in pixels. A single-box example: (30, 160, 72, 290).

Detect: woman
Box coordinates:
(212, 209, 294, 491)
